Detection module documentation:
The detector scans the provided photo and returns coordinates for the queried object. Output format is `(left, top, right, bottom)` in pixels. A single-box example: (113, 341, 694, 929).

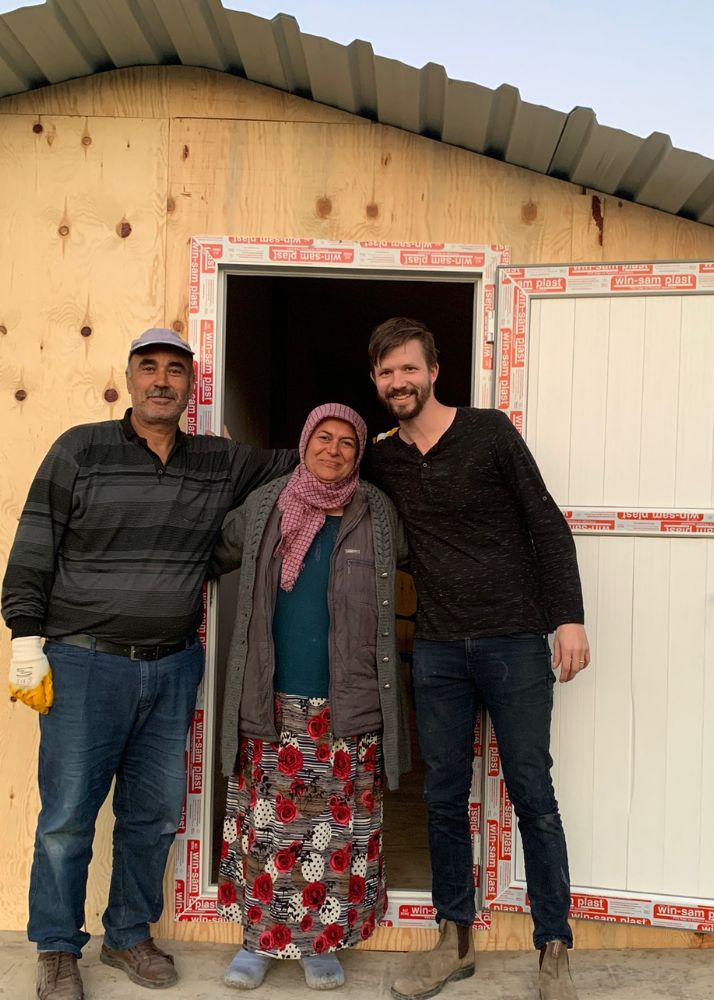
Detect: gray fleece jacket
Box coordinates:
(211, 476, 410, 790)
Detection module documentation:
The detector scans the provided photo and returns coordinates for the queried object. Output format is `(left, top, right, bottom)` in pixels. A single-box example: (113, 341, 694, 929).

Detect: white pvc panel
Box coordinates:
(676, 296, 714, 507)
(528, 295, 714, 508)
(701, 550, 714, 894)
(519, 294, 714, 900)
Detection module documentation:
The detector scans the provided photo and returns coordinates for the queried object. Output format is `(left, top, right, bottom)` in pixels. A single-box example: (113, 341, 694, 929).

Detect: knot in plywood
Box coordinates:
(591, 195, 604, 245)
(521, 201, 538, 224)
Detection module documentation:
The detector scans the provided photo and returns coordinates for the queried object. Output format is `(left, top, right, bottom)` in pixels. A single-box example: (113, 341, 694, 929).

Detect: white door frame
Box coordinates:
(486, 260, 714, 933)
(174, 235, 510, 926)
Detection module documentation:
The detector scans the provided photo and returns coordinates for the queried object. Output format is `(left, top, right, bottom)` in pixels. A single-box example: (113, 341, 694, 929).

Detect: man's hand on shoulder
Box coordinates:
(552, 623, 590, 683)
(8, 636, 54, 713)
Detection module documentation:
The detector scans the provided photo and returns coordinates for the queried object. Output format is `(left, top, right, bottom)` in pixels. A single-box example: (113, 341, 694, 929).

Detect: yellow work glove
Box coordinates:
(8, 636, 54, 714)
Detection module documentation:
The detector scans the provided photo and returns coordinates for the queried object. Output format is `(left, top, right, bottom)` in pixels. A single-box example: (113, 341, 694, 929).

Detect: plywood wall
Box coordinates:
(1, 66, 713, 952)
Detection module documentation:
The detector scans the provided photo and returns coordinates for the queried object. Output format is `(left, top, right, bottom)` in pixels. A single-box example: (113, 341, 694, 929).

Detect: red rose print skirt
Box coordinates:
(217, 694, 387, 957)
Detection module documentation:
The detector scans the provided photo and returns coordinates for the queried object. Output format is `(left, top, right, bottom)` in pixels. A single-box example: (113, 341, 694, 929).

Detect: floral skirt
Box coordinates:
(217, 694, 387, 957)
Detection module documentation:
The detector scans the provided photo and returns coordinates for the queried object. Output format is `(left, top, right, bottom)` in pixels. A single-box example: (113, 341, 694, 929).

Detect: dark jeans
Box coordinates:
(28, 638, 204, 955)
(412, 634, 572, 949)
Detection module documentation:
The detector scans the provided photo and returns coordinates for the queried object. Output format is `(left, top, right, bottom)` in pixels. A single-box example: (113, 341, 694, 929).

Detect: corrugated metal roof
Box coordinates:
(2, 0, 714, 226)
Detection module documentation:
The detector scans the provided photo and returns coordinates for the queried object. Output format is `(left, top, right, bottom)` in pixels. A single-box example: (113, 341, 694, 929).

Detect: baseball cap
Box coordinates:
(127, 328, 194, 363)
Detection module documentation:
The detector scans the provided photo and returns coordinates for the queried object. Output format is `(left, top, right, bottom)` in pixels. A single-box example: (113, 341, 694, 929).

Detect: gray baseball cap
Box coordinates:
(128, 327, 194, 363)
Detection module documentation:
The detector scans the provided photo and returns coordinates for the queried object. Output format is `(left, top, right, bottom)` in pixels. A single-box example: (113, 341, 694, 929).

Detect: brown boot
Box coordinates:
(100, 937, 178, 988)
(36, 952, 84, 1000)
(391, 920, 475, 1000)
(539, 940, 578, 1000)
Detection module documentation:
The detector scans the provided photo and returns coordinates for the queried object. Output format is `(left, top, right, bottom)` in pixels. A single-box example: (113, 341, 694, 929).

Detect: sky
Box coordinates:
(2, 0, 713, 158)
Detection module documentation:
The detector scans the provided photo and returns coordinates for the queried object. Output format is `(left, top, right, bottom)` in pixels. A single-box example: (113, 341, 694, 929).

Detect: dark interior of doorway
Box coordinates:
(211, 273, 476, 891)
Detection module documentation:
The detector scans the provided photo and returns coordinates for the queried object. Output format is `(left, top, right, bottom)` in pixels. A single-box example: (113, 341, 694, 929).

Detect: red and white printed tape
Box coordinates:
(490, 259, 714, 932)
(178, 237, 508, 925)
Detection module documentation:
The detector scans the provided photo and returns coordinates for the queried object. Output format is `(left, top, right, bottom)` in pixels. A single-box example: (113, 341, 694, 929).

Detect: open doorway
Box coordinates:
(211, 272, 476, 894)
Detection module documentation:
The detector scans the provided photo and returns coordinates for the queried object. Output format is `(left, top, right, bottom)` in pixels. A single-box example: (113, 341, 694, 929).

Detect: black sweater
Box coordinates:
(367, 407, 584, 640)
(2, 410, 295, 644)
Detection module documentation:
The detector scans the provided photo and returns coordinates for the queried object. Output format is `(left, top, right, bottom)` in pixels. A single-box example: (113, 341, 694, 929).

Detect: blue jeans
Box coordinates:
(412, 634, 572, 949)
(28, 638, 204, 955)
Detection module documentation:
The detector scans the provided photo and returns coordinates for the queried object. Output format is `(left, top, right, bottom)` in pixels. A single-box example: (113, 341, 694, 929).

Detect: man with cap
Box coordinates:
(3, 329, 296, 1000)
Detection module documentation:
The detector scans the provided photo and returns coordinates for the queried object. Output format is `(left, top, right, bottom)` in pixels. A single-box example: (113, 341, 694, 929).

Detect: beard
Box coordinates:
(380, 381, 432, 421)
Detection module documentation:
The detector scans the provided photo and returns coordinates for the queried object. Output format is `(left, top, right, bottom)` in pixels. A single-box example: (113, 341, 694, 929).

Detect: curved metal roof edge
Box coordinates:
(1, 0, 713, 226)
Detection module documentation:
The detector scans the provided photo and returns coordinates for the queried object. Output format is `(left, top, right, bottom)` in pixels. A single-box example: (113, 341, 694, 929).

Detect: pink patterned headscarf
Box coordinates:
(275, 403, 367, 592)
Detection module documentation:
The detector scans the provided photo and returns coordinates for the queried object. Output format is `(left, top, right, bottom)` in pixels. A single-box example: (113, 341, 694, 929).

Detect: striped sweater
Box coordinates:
(2, 410, 296, 645)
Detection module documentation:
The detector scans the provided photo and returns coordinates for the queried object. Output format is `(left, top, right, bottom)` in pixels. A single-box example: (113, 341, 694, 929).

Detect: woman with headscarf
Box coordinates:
(211, 403, 409, 991)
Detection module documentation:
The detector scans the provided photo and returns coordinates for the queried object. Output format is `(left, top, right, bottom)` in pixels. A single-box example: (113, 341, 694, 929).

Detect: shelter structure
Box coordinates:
(1, 0, 712, 954)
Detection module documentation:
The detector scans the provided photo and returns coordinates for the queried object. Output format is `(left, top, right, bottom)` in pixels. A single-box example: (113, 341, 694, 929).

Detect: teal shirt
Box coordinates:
(272, 516, 341, 698)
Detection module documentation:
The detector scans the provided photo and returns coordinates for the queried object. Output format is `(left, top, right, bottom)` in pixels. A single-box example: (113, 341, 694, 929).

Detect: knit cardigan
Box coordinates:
(211, 476, 411, 790)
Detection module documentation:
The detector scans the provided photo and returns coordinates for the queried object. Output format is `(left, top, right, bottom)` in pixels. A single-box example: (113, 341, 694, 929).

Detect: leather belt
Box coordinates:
(56, 633, 193, 661)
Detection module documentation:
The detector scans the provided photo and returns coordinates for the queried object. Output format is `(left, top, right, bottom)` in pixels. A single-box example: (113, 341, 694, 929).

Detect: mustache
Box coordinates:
(386, 387, 417, 399)
(146, 389, 177, 400)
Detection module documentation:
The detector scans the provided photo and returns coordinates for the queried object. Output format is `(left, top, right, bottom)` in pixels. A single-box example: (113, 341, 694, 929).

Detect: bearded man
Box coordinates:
(366, 317, 590, 1000)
